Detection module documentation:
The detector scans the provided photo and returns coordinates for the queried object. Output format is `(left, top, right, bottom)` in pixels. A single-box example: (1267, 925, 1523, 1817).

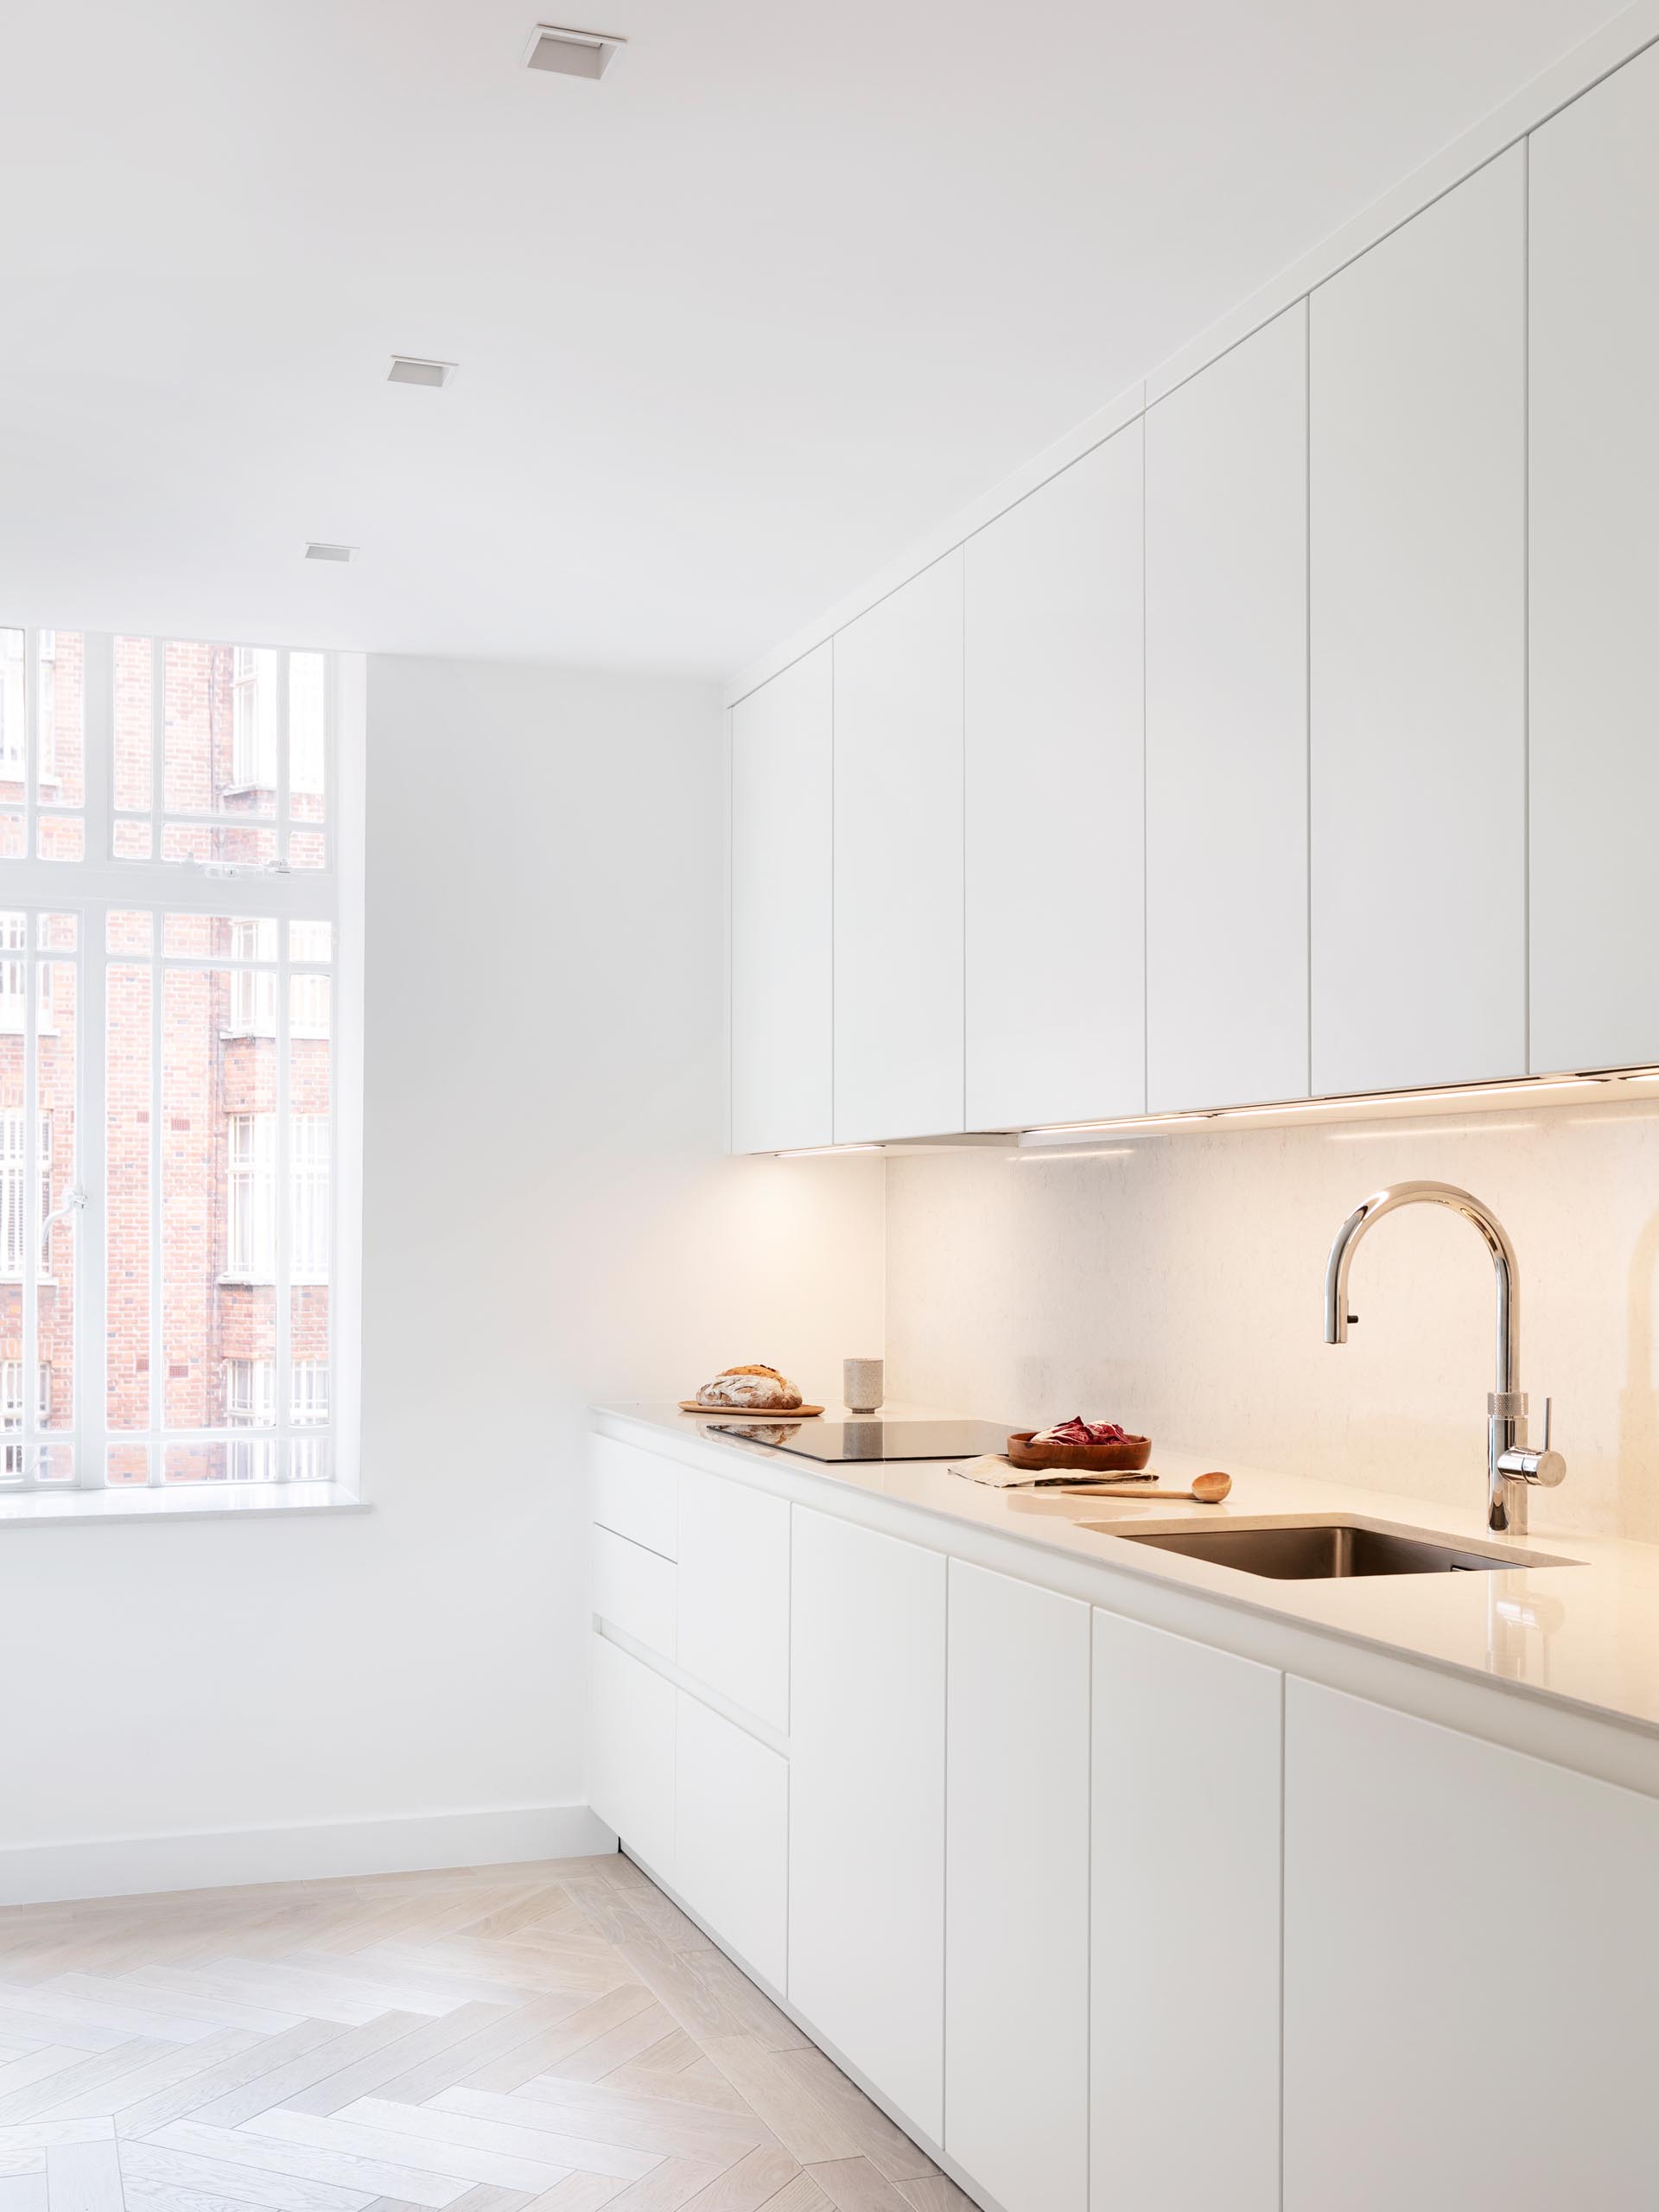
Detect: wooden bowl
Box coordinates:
(1007, 1430, 1152, 1474)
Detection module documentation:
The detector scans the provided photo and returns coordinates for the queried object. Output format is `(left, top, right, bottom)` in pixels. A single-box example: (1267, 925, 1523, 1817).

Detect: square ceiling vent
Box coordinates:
(523, 23, 626, 79)
(388, 356, 456, 389)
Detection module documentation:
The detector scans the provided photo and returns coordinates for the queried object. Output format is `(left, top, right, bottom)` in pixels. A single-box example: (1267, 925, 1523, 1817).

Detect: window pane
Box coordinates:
(37, 632, 85, 810)
(289, 652, 327, 823)
(160, 821, 278, 867)
(106, 961, 150, 1431)
(162, 914, 276, 959)
(37, 816, 84, 861)
(40, 944, 76, 1436)
(289, 828, 327, 871)
(162, 963, 278, 1440)
(0, 817, 22, 860)
(114, 637, 154, 813)
(113, 819, 152, 859)
(0, 632, 22, 787)
(290, 920, 331, 962)
(106, 911, 152, 956)
(107, 1442, 149, 1486)
(165, 640, 276, 822)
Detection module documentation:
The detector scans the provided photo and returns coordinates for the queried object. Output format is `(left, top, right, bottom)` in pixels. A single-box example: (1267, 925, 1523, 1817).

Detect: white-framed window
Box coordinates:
(226, 1113, 276, 1281)
(230, 647, 278, 791)
(2, 1362, 50, 1477)
(0, 628, 357, 1492)
(0, 631, 23, 778)
(291, 1116, 330, 1281)
(0, 1111, 51, 1279)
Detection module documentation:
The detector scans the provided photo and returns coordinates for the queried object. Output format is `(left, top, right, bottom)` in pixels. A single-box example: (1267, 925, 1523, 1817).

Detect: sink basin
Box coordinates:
(1090, 1520, 1580, 1580)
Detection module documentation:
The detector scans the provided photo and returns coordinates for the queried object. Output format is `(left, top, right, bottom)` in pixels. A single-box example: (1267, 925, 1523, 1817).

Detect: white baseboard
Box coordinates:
(0, 1802, 619, 1908)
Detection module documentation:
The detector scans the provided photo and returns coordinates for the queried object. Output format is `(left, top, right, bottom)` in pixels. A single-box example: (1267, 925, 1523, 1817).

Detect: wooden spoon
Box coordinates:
(1064, 1470, 1233, 1504)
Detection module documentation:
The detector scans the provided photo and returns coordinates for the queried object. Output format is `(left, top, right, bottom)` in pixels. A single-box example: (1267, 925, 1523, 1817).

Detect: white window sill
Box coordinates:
(0, 1479, 367, 1529)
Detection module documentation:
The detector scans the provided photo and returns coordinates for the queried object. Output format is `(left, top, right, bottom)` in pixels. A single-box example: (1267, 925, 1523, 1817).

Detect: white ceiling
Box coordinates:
(0, 0, 1631, 674)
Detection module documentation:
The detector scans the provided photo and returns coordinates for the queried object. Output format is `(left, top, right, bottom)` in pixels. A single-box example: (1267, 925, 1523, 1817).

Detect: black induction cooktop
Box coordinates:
(701, 1417, 1009, 1463)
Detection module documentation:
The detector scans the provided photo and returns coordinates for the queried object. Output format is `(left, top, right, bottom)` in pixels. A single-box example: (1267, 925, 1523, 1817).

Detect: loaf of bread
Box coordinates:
(695, 1364, 804, 1411)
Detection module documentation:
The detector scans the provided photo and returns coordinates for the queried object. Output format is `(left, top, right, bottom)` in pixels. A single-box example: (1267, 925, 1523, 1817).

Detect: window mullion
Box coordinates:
(21, 912, 37, 1486)
(275, 933, 290, 1480)
(148, 916, 163, 1484)
(79, 642, 113, 1485)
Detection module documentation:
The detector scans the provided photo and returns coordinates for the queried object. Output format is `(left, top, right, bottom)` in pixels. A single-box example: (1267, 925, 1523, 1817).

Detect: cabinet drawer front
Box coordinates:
(592, 1525, 677, 1662)
(677, 1468, 790, 1729)
(588, 1633, 675, 1880)
(676, 1694, 788, 1993)
(591, 1433, 678, 1560)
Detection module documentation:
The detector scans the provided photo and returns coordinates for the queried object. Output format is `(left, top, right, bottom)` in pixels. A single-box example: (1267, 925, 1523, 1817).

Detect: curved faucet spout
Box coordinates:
(1322, 1181, 1545, 1535)
(1323, 1180, 1517, 1395)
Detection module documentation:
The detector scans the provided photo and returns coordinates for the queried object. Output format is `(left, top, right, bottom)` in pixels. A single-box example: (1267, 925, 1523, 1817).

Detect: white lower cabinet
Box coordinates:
(1284, 1678, 1659, 2212)
(588, 1631, 675, 1880)
(945, 1562, 1090, 2212)
(676, 1466, 790, 1731)
(675, 1691, 788, 1993)
(788, 1507, 947, 2141)
(1091, 1611, 1282, 2212)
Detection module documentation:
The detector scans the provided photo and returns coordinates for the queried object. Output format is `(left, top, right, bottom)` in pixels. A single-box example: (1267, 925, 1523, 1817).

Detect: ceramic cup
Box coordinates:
(844, 1357, 884, 1414)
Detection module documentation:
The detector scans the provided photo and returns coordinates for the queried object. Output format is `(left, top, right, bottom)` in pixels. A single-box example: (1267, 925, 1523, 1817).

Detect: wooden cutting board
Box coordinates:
(679, 1400, 826, 1416)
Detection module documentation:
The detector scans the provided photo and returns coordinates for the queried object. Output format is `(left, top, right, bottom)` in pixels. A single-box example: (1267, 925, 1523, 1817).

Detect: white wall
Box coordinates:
(0, 656, 884, 1901)
(885, 1099, 1659, 1544)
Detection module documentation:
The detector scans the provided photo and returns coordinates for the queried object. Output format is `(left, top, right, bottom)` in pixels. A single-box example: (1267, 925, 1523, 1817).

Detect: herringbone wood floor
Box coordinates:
(0, 1856, 974, 2212)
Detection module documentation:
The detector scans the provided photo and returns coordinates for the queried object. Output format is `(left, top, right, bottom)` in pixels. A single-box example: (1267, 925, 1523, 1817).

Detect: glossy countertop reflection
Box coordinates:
(594, 1402, 1659, 1745)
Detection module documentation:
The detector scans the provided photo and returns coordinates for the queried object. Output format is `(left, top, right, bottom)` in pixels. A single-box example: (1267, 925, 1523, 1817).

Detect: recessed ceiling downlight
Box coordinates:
(388, 356, 456, 389)
(523, 22, 626, 78)
(304, 542, 357, 563)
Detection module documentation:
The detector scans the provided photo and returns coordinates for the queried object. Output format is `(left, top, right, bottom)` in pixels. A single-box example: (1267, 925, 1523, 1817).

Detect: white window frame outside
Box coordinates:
(0, 632, 365, 1495)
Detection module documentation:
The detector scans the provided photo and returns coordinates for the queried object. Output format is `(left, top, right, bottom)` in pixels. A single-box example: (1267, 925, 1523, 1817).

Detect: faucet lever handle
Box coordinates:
(1541, 1395, 1552, 1452)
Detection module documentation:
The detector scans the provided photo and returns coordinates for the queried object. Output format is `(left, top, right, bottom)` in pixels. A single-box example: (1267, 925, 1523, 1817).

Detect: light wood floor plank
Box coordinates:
(41, 2138, 122, 2212)
(460, 1996, 658, 2100)
(118, 2136, 376, 2212)
(0, 2044, 168, 2124)
(35, 2031, 262, 2122)
(803, 2159, 912, 2211)
(147, 2124, 470, 2212)
(188, 2016, 431, 2130)
(576, 2162, 725, 2212)
(0, 2170, 47, 2212)
(114, 2023, 353, 2141)
(279, 2006, 517, 2122)
(339, 2104, 656, 2188)
(242, 2110, 574, 2196)
(678, 2146, 802, 2210)
(439, 2084, 771, 2163)
(365, 2003, 600, 2113)
(0, 2062, 85, 2108)
(890, 2183, 976, 2212)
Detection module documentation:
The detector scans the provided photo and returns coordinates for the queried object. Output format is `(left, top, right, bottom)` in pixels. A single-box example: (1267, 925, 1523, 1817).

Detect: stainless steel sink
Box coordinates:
(1090, 1521, 1580, 1580)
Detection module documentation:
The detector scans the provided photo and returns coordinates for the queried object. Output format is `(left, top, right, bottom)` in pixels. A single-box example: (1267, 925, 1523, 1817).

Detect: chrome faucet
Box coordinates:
(1324, 1181, 1565, 1535)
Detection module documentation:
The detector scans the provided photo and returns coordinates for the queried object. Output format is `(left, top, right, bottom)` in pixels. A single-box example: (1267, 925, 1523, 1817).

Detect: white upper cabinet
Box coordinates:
(1146, 306, 1308, 1113)
(1530, 47, 1659, 1075)
(729, 646, 833, 1154)
(963, 427, 1147, 1128)
(834, 556, 965, 1142)
(1309, 148, 1527, 1096)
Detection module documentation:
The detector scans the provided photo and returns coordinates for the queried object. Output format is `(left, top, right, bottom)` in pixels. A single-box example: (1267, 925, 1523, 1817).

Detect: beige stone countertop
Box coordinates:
(594, 1401, 1659, 1751)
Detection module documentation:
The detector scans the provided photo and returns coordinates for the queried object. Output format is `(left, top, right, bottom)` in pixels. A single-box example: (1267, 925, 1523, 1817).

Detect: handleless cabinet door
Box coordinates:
(676, 1466, 790, 1731)
(1147, 305, 1308, 1112)
(588, 1632, 675, 1881)
(789, 1507, 946, 2140)
(1530, 45, 1659, 1073)
(1284, 1679, 1659, 2211)
(1092, 1612, 1281, 2212)
(731, 646, 833, 1154)
(833, 555, 964, 1143)
(963, 425, 1146, 1128)
(1309, 148, 1526, 1096)
(946, 1562, 1090, 2212)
